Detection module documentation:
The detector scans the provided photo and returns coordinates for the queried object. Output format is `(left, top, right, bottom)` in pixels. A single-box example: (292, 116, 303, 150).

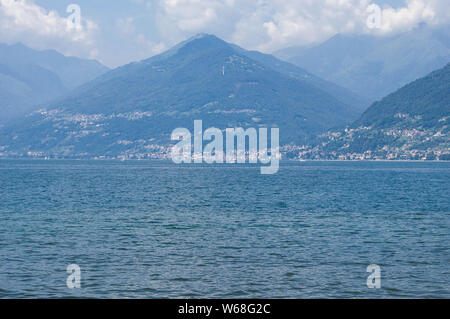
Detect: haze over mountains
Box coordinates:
(0, 32, 448, 160)
(0, 34, 364, 158)
(0, 43, 109, 122)
(276, 26, 450, 101)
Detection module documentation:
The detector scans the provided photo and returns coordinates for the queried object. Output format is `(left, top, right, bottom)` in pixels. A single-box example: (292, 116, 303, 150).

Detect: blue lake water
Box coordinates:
(0, 160, 449, 298)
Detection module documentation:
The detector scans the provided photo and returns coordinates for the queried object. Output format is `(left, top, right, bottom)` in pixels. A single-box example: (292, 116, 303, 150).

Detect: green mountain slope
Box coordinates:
(298, 64, 450, 160)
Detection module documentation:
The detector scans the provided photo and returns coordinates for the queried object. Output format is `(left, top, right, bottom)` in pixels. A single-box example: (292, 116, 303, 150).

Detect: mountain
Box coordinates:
(0, 43, 109, 121)
(297, 63, 450, 160)
(275, 26, 450, 101)
(0, 62, 65, 119)
(0, 34, 364, 159)
(230, 45, 369, 111)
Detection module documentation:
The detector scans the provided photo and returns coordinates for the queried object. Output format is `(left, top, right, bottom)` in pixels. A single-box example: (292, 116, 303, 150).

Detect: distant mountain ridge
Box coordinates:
(231, 45, 370, 112)
(276, 26, 450, 101)
(0, 34, 364, 159)
(354, 64, 450, 130)
(0, 43, 109, 122)
(298, 63, 450, 160)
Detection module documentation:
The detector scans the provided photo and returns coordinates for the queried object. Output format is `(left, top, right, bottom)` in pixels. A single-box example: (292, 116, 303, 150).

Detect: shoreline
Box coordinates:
(0, 158, 448, 163)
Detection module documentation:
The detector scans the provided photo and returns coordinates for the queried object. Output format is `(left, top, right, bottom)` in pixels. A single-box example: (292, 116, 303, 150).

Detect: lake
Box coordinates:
(0, 160, 449, 298)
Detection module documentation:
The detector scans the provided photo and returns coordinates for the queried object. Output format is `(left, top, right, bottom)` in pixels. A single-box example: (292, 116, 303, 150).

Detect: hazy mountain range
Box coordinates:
(0, 32, 448, 160)
(0, 43, 109, 122)
(276, 26, 450, 101)
(0, 34, 365, 158)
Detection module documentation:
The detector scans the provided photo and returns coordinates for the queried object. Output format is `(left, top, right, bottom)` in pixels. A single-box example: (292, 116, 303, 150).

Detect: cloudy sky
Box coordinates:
(0, 0, 449, 67)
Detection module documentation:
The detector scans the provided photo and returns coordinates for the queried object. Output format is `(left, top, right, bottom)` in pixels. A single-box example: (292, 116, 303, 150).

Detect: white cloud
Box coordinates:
(2, 0, 448, 65)
(376, 0, 450, 34)
(152, 0, 450, 52)
(155, 0, 243, 43)
(116, 17, 136, 35)
(115, 16, 167, 62)
(0, 0, 98, 58)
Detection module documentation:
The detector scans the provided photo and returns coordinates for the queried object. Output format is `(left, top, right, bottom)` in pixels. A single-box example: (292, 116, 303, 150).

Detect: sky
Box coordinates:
(0, 0, 449, 68)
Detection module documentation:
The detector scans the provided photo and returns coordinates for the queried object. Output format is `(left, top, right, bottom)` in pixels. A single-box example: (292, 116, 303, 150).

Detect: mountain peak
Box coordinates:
(186, 33, 217, 41)
(179, 33, 230, 49)
(143, 34, 232, 64)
